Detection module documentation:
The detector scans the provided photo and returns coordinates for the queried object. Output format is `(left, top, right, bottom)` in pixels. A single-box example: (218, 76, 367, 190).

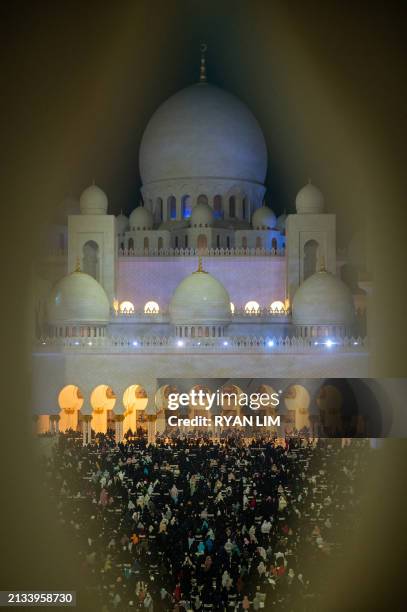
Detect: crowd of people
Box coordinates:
(43, 431, 370, 610)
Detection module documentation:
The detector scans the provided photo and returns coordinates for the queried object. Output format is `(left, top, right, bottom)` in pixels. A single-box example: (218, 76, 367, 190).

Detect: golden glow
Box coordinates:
(270, 300, 285, 312)
(155, 384, 179, 412)
(58, 384, 84, 413)
(90, 384, 116, 413)
(113, 299, 119, 313)
(230, 302, 235, 314)
(284, 384, 311, 429)
(144, 300, 159, 314)
(123, 384, 148, 413)
(122, 384, 149, 433)
(119, 300, 135, 313)
(244, 300, 260, 314)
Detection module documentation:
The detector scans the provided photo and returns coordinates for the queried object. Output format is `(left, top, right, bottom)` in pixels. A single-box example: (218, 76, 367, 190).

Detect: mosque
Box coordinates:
(32, 47, 370, 440)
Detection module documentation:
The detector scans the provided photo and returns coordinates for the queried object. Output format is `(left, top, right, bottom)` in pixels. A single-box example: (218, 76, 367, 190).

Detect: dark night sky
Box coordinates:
(2, 0, 406, 245)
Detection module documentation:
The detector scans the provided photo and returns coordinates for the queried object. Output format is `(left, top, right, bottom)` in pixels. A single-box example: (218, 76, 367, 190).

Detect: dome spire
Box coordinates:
(199, 43, 207, 82)
(74, 256, 81, 273)
(195, 255, 207, 274)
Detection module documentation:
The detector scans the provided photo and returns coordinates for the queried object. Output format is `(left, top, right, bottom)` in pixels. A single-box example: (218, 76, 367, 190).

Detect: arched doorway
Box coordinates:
(122, 385, 148, 434)
(284, 384, 311, 431)
(155, 384, 180, 434)
(197, 234, 207, 251)
(58, 384, 84, 432)
(90, 385, 116, 434)
(82, 240, 99, 280)
(304, 239, 319, 280)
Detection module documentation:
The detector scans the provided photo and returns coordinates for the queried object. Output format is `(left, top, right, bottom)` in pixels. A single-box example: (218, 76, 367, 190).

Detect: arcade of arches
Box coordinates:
(35, 381, 371, 442)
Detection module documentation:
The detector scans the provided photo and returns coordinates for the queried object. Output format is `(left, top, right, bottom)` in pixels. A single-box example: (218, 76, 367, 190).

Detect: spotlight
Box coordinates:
(268, 340, 274, 347)
(325, 339, 333, 347)
(177, 340, 184, 347)
(74, 341, 80, 346)
(223, 341, 228, 346)
(314, 341, 319, 346)
(353, 341, 359, 346)
(132, 341, 138, 346)
(88, 341, 92, 346)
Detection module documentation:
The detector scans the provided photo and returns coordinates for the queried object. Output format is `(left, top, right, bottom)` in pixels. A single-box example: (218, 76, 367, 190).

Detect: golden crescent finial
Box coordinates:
(200, 43, 207, 83)
(75, 257, 81, 272)
(195, 255, 207, 273)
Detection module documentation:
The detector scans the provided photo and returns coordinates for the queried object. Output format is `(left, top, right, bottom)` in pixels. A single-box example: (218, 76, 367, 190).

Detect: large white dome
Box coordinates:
(292, 270, 354, 327)
(139, 83, 267, 186)
(47, 270, 110, 325)
(169, 262, 231, 326)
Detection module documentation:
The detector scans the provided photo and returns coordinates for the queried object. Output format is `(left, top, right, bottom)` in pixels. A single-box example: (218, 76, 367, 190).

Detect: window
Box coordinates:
(244, 300, 260, 314)
(168, 196, 176, 220)
(182, 195, 192, 219)
(213, 195, 222, 219)
(144, 301, 159, 314)
(120, 301, 135, 313)
(229, 196, 236, 218)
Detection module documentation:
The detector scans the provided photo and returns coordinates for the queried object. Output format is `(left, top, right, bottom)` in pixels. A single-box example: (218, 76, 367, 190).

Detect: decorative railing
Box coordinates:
(118, 247, 285, 257)
(110, 307, 290, 319)
(36, 335, 367, 353)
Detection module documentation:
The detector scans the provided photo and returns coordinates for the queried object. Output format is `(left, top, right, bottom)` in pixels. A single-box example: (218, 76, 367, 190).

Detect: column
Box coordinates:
(81, 415, 91, 446)
(115, 415, 125, 444)
(147, 415, 157, 445)
(49, 415, 55, 435)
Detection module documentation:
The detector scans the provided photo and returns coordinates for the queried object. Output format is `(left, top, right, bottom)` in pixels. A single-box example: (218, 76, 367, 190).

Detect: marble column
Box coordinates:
(82, 415, 92, 446)
(147, 415, 157, 445)
(54, 414, 60, 435)
(115, 415, 125, 444)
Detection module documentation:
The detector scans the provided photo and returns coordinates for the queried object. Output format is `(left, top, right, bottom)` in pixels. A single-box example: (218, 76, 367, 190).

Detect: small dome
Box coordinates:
(116, 212, 129, 234)
(295, 181, 324, 214)
(169, 261, 231, 326)
(292, 270, 354, 327)
(47, 270, 110, 325)
(129, 206, 154, 230)
(252, 205, 276, 229)
(79, 184, 108, 215)
(190, 202, 214, 227)
(276, 212, 287, 231)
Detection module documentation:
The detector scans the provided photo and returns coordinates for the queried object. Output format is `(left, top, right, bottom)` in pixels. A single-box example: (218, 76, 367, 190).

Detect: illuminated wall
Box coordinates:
(117, 256, 286, 309)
